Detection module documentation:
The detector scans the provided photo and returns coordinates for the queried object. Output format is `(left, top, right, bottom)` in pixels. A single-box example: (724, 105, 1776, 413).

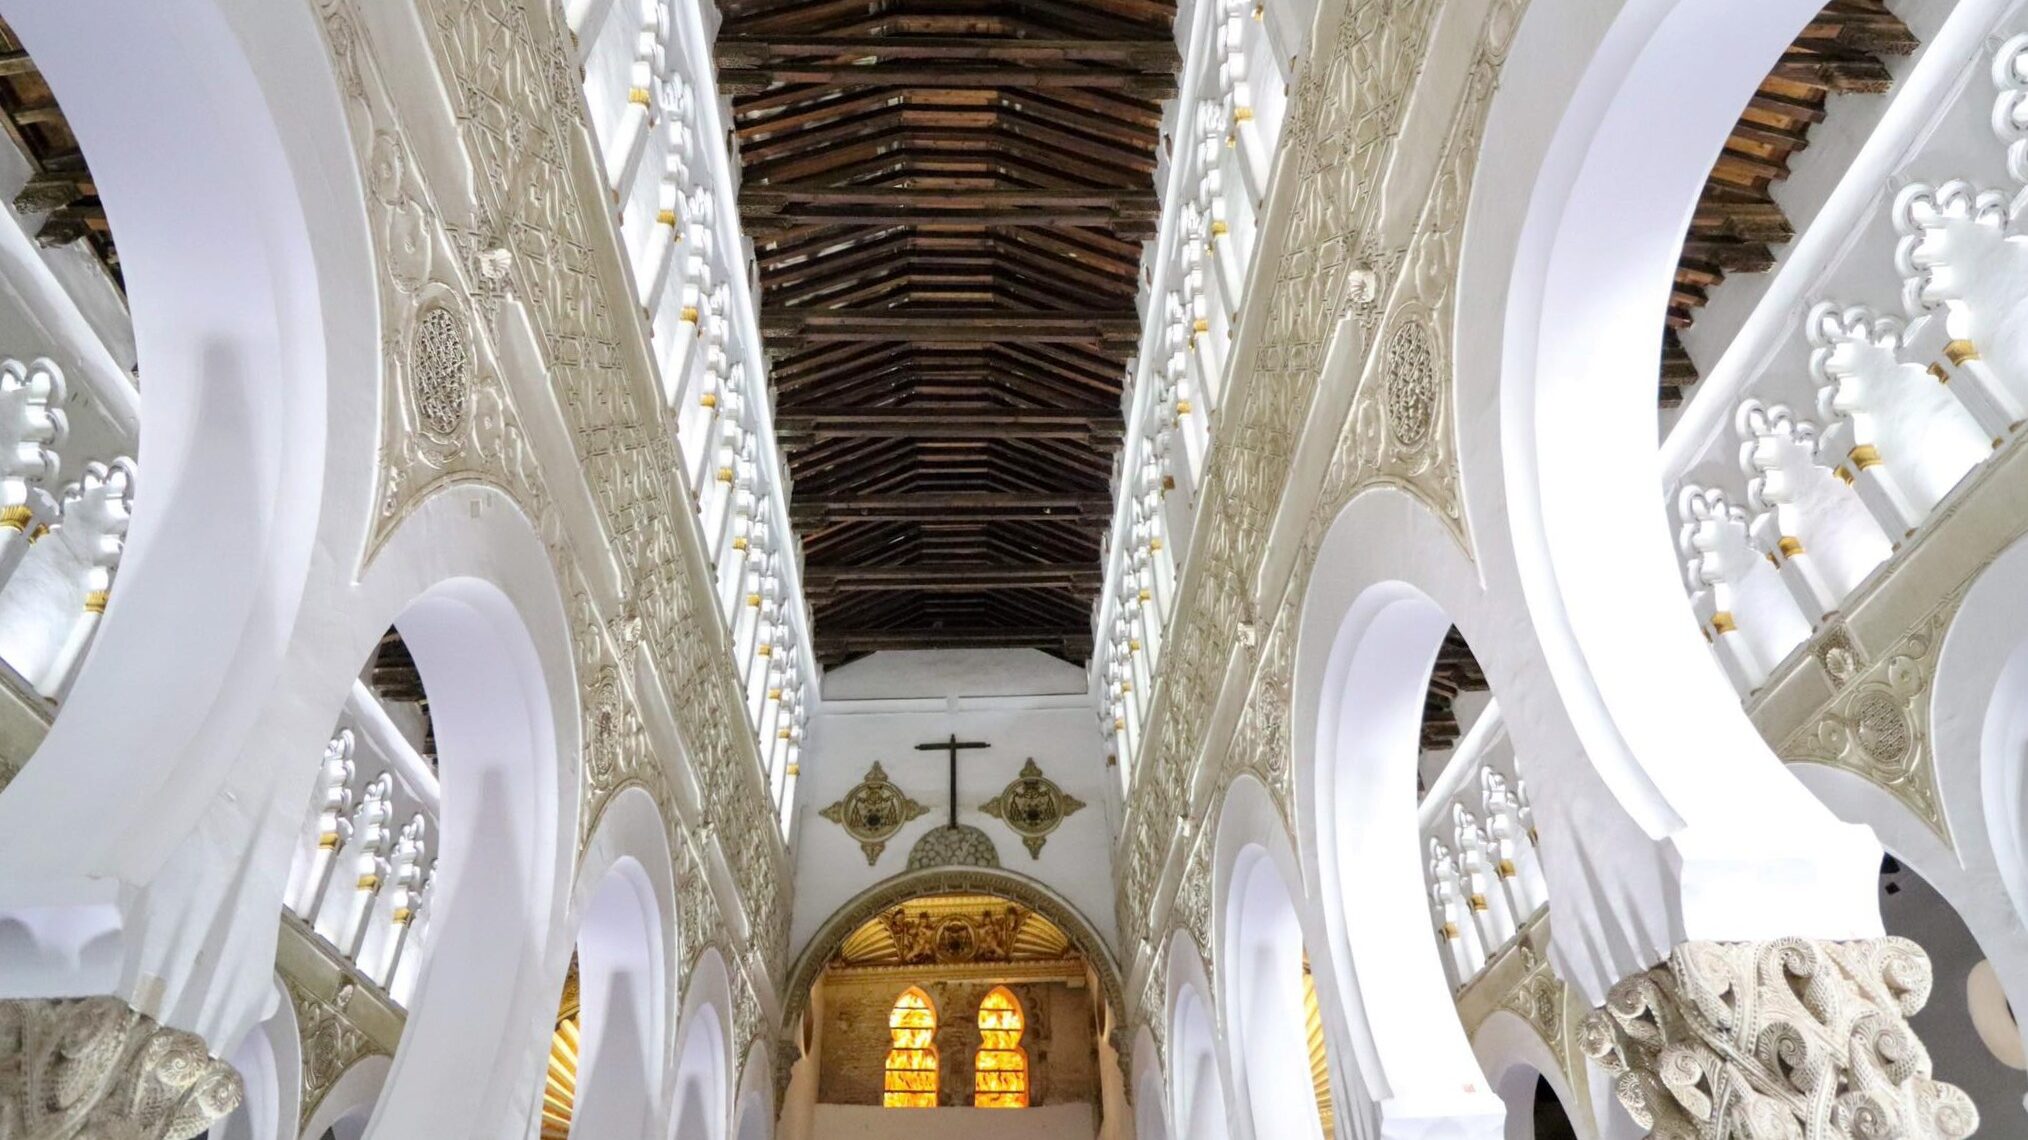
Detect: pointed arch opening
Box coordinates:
(973, 985, 1029, 1108)
(883, 986, 939, 1108)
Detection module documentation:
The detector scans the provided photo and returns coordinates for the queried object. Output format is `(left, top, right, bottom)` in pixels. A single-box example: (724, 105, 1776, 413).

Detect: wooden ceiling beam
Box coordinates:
(777, 408, 1123, 440)
(803, 563, 1104, 592)
(718, 35, 1176, 69)
(761, 310, 1141, 344)
(720, 66, 1175, 97)
(815, 628, 1094, 655)
(792, 492, 1113, 523)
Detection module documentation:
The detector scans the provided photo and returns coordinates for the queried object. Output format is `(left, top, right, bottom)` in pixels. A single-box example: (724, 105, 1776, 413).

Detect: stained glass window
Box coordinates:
(884, 987, 939, 1107)
(973, 986, 1029, 1108)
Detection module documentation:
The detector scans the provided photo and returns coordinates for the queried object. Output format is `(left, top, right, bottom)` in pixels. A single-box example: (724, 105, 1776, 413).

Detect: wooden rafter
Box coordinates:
(726, 0, 1174, 663)
(0, 18, 121, 293)
(1661, 0, 1916, 408)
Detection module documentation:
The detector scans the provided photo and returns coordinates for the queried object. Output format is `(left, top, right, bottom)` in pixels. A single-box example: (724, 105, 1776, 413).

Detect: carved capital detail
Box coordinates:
(0, 996, 244, 1140)
(1582, 938, 1977, 1139)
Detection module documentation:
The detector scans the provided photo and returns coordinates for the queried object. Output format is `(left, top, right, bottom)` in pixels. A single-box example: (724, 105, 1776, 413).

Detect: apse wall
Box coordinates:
(792, 649, 1119, 957)
(809, 1102, 1095, 1139)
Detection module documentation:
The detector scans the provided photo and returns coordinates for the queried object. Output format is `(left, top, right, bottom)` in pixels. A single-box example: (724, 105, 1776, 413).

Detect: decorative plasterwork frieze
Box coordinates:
(980, 758, 1087, 858)
(819, 762, 931, 865)
(1115, 0, 1519, 1050)
(284, 977, 387, 1129)
(1455, 910, 1597, 1129)
(1776, 586, 1965, 843)
(0, 996, 243, 1140)
(1583, 938, 1977, 1138)
(312, 0, 790, 1023)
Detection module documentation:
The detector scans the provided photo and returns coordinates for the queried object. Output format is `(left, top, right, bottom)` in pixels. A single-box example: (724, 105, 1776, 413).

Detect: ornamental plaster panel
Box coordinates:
(1117, 0, 1518, 1050)
(1777, 586, 1964, 844)
(282, 976, 388, 1130)
(311, 0, 790, 1015)
(1456, 911, 1598, 1132)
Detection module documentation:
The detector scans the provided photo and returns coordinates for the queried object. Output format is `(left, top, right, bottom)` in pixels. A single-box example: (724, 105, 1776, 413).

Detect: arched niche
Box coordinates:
(352, 549, 577, 1137)
(1211, 777, 1336, 1140)
(210, 977, 302, 1140)
(0, 0, 379, 1039)
(298, 1054, 390, 1140)
(730, 1036, 775, 1140)
(1471, 1010, 1609, 1140)
(1129, 1022, 1170, 1140)
(671, 948, 735, 1140)
(1290, 490, 1508, 1138)
(780, 865, 1125, 1039)
(553, 784, 678, 1140)
(1164, 939, 1230, 1140)
(1454, 0, 1885, 979)
(1921, 525, 2028, 1081)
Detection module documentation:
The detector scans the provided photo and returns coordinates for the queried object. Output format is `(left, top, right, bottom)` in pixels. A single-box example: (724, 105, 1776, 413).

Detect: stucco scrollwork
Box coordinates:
(0, 996, 244, 1140)
(319, 0, 792, 994)
(284, 978, 388, 1129)
(1582, 938, 1977, 1139)
(1117, 0, 1499, 1046)
(980, 758, 1087, 858)
(1778, 587, 1961, 843)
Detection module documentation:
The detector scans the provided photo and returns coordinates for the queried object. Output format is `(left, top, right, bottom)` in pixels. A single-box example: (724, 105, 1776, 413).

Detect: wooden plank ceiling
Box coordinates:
(0, 18, 122, 291)
(720, 0, 1175, 667)
(1661, 0, 1914, 408)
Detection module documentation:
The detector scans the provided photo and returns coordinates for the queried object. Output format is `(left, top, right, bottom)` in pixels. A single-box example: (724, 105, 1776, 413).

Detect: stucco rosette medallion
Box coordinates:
(819, 761, 930, 865)
(981, 758, 1087, 858)
(1582, 938, 1976, 1139)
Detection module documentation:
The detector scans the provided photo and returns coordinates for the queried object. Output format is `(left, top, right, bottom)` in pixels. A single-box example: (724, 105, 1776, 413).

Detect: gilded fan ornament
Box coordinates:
(818, 762, 930, 865)
(980, 758, 1086, 858)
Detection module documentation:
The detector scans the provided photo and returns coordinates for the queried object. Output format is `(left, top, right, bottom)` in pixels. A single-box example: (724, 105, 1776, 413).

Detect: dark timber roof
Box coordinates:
(721, 0, 1175, 667)
(0, 18, 122, 293)
(1662, 0, 1915, 408)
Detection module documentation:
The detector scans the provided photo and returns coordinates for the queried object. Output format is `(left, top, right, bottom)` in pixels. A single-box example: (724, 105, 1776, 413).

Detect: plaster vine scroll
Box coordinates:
(906, 823, 1001, 870)
(980, 758, 1087, 858)
(0, 996, 244, 1139)
(1582, 938, 1977, 1139)
(285, 978, 388, 1129)
(819, 762, 930, 866)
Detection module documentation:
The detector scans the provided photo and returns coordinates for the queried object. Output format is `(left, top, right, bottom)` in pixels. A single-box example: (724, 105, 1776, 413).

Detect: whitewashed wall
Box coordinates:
(791, 650, 1120, 960)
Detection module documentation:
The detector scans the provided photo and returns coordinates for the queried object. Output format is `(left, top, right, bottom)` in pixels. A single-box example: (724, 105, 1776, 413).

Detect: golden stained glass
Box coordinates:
(1303, 955, 1334, 1137)
(884, 988, 939, 1107)
(541, 955, 580, 1139)
(973, 987, 1029, 1108)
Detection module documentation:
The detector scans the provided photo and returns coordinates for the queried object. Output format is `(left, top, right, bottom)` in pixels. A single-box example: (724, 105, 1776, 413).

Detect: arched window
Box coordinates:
(973, 986, 1029, 1108)
(884, 988, 938, 1107)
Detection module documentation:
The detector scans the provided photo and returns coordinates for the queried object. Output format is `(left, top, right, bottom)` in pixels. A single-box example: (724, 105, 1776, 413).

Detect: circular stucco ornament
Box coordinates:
(907, 824, 1001, 871)
(411, 304, 471, 438)
(1853, 689, 1913, 775)
(1383, 318, 1437, 450)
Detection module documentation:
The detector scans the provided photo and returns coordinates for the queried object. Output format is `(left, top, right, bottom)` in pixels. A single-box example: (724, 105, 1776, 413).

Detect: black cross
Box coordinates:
(915, 733, 990, 829)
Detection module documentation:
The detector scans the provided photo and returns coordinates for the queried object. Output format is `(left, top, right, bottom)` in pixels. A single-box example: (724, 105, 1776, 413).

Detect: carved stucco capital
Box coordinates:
(0, 996, 244, 1140)
(1581, 938, 1976, 1139)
